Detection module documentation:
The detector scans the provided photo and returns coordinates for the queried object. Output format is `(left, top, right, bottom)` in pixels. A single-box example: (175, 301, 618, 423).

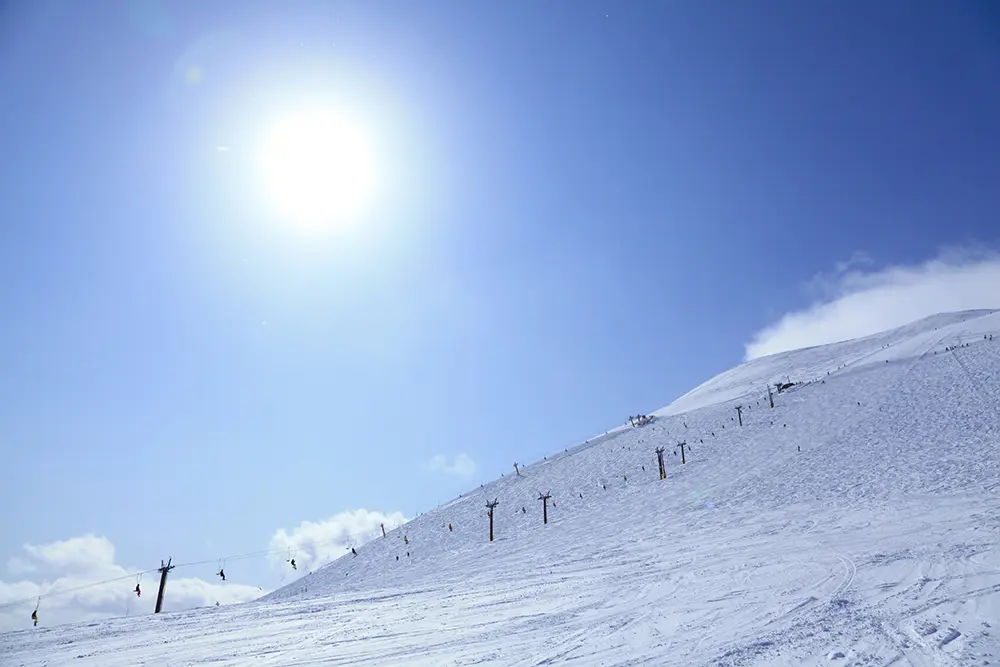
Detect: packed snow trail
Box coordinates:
(5, 310, 1000, 666)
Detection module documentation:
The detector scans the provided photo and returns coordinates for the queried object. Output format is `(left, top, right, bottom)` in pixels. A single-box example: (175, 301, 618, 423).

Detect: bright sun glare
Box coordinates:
(258, 108, 377, 231)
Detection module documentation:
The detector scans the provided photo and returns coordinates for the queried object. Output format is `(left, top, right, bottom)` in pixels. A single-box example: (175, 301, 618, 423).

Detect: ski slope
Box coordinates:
(6, 310, 1000, 666)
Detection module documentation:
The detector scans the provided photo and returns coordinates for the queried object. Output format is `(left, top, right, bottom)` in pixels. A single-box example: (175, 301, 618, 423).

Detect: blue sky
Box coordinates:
(3, 0, 1000, 625)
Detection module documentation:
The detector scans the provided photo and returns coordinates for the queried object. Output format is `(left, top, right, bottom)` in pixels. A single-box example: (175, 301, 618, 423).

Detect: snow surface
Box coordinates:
(6, 310, 1000, 666)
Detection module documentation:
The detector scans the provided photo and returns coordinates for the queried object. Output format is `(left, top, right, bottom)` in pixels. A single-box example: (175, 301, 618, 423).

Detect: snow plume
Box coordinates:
(268, 509, 408, 573)
(425, 453, 477, 477)
(0, 535, 259, 631)
(745, 247, 1000, 359)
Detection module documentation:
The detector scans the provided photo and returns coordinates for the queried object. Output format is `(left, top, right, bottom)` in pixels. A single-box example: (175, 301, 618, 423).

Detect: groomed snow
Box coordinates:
(5, 310, 1000, 666)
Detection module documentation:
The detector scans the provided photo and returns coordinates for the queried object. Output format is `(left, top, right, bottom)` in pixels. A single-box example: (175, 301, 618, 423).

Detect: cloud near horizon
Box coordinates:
(745, 248, 1000, 360)
(0, 535, 260, 632)
(268, 508, 408, 573)
(425, 453, 476, 477)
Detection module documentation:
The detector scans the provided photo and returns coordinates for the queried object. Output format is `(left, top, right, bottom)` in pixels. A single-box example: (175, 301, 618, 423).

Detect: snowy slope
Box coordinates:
(6, 310, 1000, 666)
(663, 309, 999, 415)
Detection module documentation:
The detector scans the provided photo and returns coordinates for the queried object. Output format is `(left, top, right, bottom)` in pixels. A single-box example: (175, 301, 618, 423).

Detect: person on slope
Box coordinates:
(351, 548, 357, 556)
(31, 610, 38, 627)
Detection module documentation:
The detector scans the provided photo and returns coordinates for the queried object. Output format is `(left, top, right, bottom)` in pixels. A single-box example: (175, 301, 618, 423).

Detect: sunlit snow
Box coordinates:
(5, 310, 1000, 666)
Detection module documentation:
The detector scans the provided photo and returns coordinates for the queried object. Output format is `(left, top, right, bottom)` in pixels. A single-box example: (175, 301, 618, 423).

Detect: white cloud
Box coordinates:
(745, 248, 1000, 360)
(1, 510, 410, 631)
(23, 534, 116, 574)
(425, 453, 476, 477)
(0, 535, 260, 632)
(269, 509, 408, 573)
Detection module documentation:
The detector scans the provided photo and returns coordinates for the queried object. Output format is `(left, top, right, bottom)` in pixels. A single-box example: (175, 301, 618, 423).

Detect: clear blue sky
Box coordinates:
(3, 0, 1000, 593)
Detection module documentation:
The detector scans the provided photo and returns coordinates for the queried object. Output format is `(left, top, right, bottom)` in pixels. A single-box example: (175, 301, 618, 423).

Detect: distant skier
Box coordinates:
(135, 584, 141, 597)
(448, 523, 453, 531)
(31, 610, 38, 627)
(351, 548, 357, 557)
(290, 559, 297, 570)
(218, 569, 226, 581)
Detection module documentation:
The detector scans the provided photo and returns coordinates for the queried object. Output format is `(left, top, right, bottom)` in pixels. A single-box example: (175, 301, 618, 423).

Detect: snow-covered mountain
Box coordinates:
(7, 310, 1000, 666)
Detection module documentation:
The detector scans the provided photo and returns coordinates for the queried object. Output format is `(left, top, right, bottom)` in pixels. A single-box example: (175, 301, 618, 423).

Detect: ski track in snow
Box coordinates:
(4, 310, 1000, 666)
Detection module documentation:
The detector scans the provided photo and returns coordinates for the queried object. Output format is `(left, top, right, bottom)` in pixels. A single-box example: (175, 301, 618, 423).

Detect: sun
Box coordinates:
(257, 108, 377, 231)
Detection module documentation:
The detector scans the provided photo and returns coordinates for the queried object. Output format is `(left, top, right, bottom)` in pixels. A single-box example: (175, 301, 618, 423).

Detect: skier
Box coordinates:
(135, 583, 141, 597)
(218, 569, 226, 581)
(351, 548, 357, 556)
